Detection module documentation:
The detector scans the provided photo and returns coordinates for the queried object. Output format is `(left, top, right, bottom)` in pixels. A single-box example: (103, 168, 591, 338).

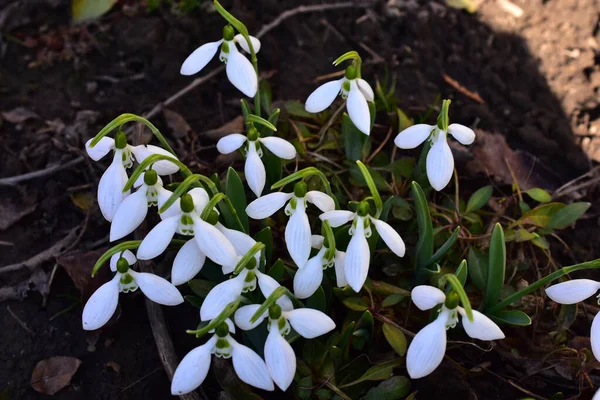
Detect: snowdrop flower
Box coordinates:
(200, 258, 293, 322)
(137, 189, 238, 275)
(85, 132, 179, 221)
(246, 182, 334, 267)
(171, 320, 274, 394)
(319, 202, 405, 292)
(406, 286, 504, 379)
(546, 279, 600, 360)
(394, 122, 475, 191)
(294, 235, 346, 299)
(82, 250, 183, 330)
(234, 303, 335, 390)
(305, 65, 374, 135)
(180, 25, 261, 97)
(217, 127, 296, 197)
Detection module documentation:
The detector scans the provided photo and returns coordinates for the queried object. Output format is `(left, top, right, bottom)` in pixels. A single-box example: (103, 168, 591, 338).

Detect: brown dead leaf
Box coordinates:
(58, 250, 107, 299)
(105, 361, 121, 373)
(163, 109, 192, 139)
(202, 115, 245, 141)
(31, 356, 82, 395)
(0, 199, 36, 231)
(0, 268, 49, 303)
(2, 107, 39, 124)
(70, 191, 95, 211)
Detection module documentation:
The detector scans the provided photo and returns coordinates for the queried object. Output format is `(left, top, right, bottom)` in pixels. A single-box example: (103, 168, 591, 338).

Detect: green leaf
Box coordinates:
(342, 297, 369, 311)
(396, 108, 414, 132)
(343, 113, 365, 161)
(285, 100, 314, 118)
(381, 293, 405, 307)
(491, 310, 531, 326)
(382, 323, 407, 356)
(524, 188, 552, 203)
(264, 148, 282, 188)
(226, 167, 249, 232)
(514, 228, 537, 243)
(253, 227, 273, 265)
(467, 247, 488, 291)
(339, 359, 402, 388)
(366, 376, 411, 400)
(72, 0, 117, 23)
(424, 226, 460, 269)
(188, 280, 216, 298)
(296, 376, 312, 400)
(518, 202, 566, 227)
(412, 181, 434, 275)
(392, 158, 414, 180)
(483, 224, 506, 312)
(184, 295, 204, 309)
(267, 259, 285, 281)
(547, 202, 590, 229)
(307, 286, 327, 313)
(465, 185, 493, 213)
(455, 259, 468, 287)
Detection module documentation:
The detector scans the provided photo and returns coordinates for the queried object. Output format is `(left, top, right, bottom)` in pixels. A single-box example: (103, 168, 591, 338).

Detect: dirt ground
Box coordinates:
(1, 0, 599, 399)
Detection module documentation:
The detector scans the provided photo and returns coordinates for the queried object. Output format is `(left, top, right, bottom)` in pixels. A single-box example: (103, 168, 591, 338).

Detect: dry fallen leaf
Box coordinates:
(1, 107, 39, 124)
(31, 356, 82, 395)
(163, 109, 193, 139)
(58, 250, 107, 299)
(201, 115, 245, 141)
(70, 191, 95, 211)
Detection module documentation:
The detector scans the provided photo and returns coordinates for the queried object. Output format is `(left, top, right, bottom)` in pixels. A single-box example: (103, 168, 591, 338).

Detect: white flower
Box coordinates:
(293, 234, 346, 299)
(546, 279, 600, 360)
(246, 184, 334, 267)
(217, 131, 297, 197)
(180, 30, 261, 98)
(82, 250, 183, 330)
(234, 304, 335, 390)
(85, 135, 179, 221)
(200, 267, 293, 322)
(319, 207, 405, 292)
(137, 188, 238, 275)
(305, 68, 374, 135)
(406, 285, 504, 379)
(393, 123, 475, 191)
(171, 319, 274, 394)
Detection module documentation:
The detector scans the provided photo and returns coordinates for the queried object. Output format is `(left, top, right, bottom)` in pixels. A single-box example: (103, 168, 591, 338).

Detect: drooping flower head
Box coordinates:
(305, 64, 374, 135)
(180, 25, 261, 98)
(320, 201, 405, 292)
(217, 126, 297, 197)
(234, 303, 335, 390)
(406, 286, 504, 379)
(82, 250, 183, 330)
(171, 319, 274, 394)
(246, 181, 335, 268)
(85, 131, 179, 221)
(393, 100, 475, 191)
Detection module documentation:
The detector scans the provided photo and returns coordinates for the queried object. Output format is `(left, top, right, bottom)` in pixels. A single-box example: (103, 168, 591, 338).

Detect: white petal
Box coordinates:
(109, 249, 137, 272)
(406, 314, 447, 379)
(545, 279, 600, 305)
(319, 210, 355, 227)
(256, 271, 293, 311)
(193, 217, 238, 268)
(591, 312, 600, 361)
(293, 253, 324, 299)
(334, 251, 347, 288)
(594, 388, 600, 400)
(245, 143, 266, 197)
(344, 218, 370, 292)
(200, 275, 244, 321)
(234, 304, 266, 331)
(426, 134, 454, 191)
(226, 43, 258, 98)
(259, 137, 297, 160)
(157, 187, 180, 219)
(171, 337, 216, 395)
(216, 224, 257, 256)
(394, 124, 433, 149)
(98, 156, 130, 222)
(458, 308, 505, 341)
(305, 79, 343, 113)
(311, 235, 324, 249)
(85, 137, 114, 161)
(245, 192, 292, 219)
(136, 216, 179, 260)
(231, 340, 274, 391)
(188, 187, 210, 214)
(130, 145, 180, 176)
(357, 79, 375, 102)
(216, 133, 247, 154)
(234, 34, 261, 54)
(110, 189, 148, 241)
(372, 218, 405, 257)
(285, 309, 336, 339)
(172, 240, 206, 286)
(347, 82, 371, 135)
(129, 270, 184, 305)
(82, 274, 120, 330)
(411, 285, 446, 311)
(264, 325, 296, 391)
(305, 191, 335, 213)
(285, 206, 311, 268)
(180, 40, 221, 75)
(448, 123, 475, 145)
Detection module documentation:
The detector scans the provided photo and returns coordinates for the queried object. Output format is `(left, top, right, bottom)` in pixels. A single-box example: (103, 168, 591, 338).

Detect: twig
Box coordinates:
(7, 305, 34, 334)
(316, 103, 346, 146)
(0, 156, 84, 186)
(121, 367, 162, 392)
(366, 127, 393, 163)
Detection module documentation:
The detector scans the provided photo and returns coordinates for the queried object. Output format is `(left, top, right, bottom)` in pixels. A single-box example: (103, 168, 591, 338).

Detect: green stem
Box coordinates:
(250, 286, 287, 323)
(442, 273, 473, 321)
(356, 161, 382, 219)
(200, 193, 226, 220)
(186, 299, 240, 337)
(122, 154, 200, 192)
(92, 241, 142, 276)
(233, 243, 265, 275)
(158, 174, 208, 214)
(271, 167, 338, 209)
(487, 258, 600, 315)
